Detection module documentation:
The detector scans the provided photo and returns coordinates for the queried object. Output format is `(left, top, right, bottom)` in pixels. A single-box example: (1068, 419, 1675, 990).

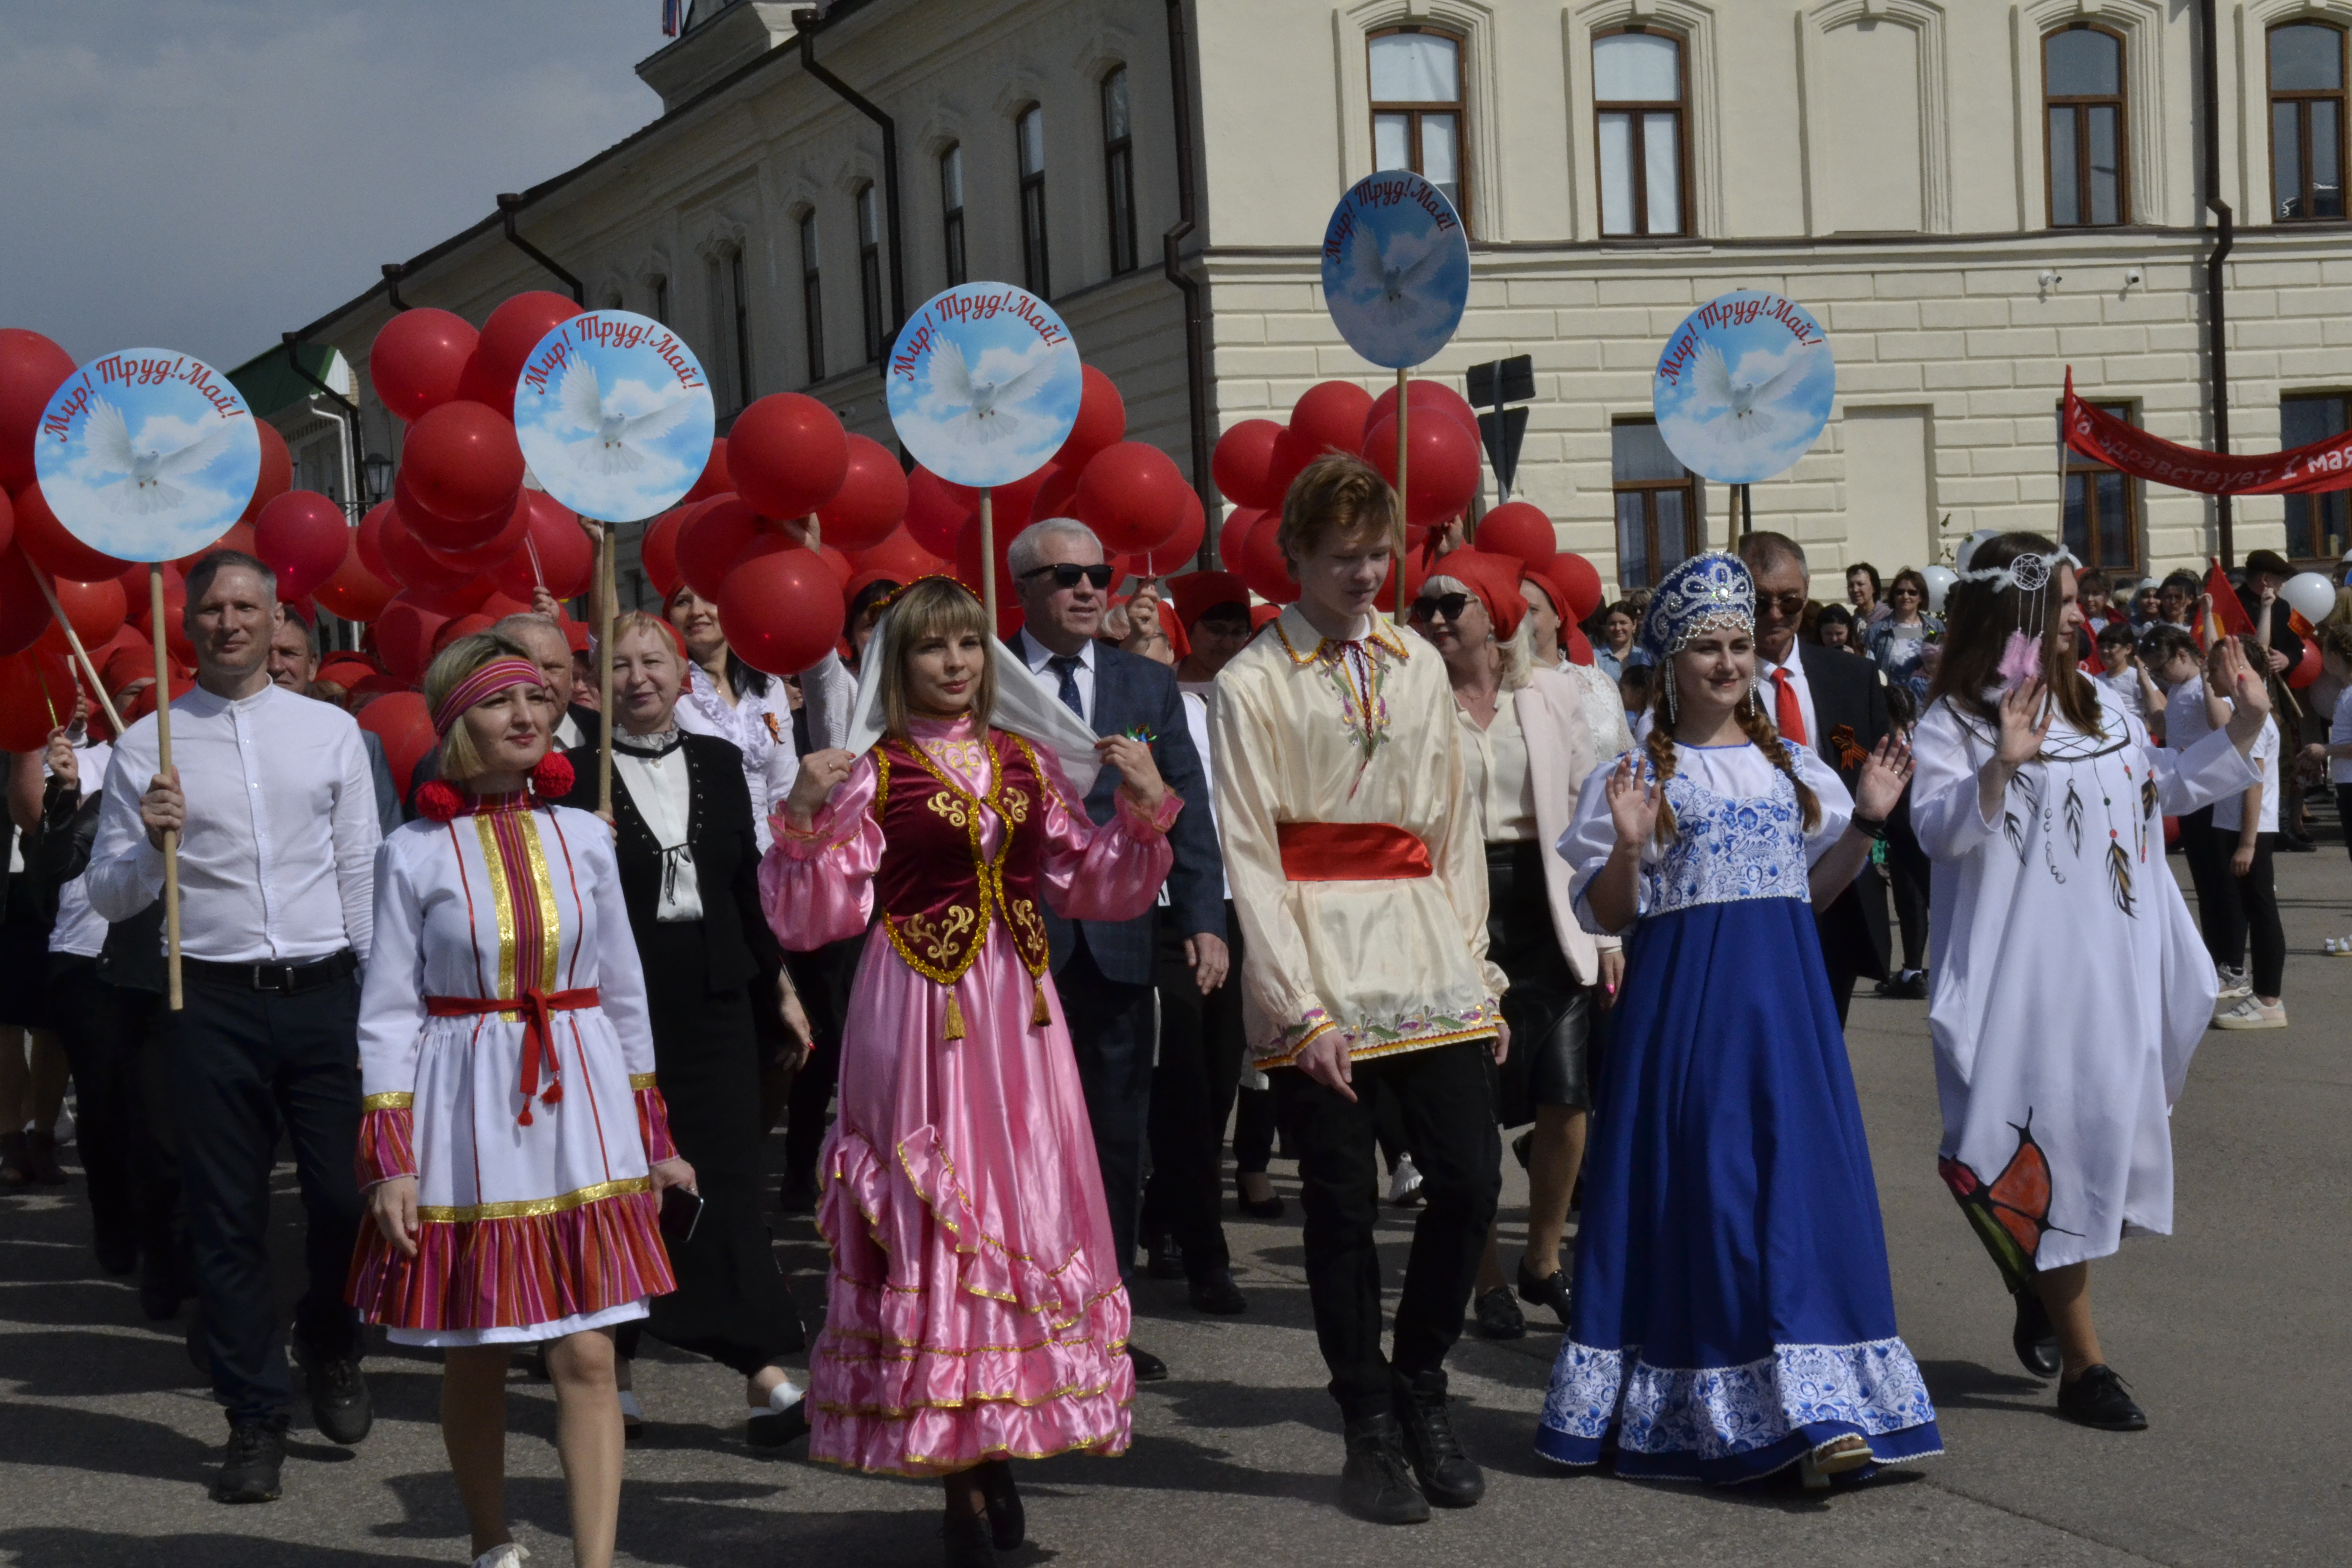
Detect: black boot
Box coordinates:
(1391, 1370, 1483, 1508)
(211, 1417, 287, 1504)
(978, 1459, 1024, 1550)
(292, 1337, 372, 1446)
(1339, 1413, 1429, 1525)
(2011, 1288, 2060, 1379)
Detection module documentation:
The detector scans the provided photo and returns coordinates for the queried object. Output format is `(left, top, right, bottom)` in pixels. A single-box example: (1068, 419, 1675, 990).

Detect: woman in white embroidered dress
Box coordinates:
(666, 583, 798, 847)
(350, 633, 694, 1568)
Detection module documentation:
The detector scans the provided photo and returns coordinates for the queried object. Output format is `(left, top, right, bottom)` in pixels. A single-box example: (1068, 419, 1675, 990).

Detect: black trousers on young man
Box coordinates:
(170, 961, 364, 1427)
(1275, 1039, 1501, 1422)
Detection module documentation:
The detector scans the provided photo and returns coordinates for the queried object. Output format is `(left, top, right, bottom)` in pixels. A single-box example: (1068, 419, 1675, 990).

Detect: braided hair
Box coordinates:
(1641, 670, 1822, 846)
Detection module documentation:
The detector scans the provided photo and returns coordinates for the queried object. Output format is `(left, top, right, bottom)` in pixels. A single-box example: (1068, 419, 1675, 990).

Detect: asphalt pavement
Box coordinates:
(4, 840, 2348, 1567)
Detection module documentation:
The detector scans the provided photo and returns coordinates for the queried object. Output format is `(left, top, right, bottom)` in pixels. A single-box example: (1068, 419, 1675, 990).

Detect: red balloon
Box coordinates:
(849, 528, 951, 584)
(682, 438, 731, 505)
(1263, 423, 1332, 508)
(14, 482, 131, 580)
(0, 485, 13, 556)
(127, 562, 194, 668)
(0, 330, 78, 495)
(675, 496, 767, 602)
(817, 543, 853, 586)
(639, 506, 691, 601)
(376, 596, 453, 685)
(380, 496, 476, 593)
(313, 542, 396, 624)
(252, 491, 351, 601)
(37, 573, 127, 658)
(170, 521, 258, 576)
(1362, 411, 1481, 530)
(1364, 379, 1480, 444)
(370, 308, 480, 424)
(402, 573, 494, 618)
(1028, 462, 1082, 525)
(356, 500, 396, 581)
(728, 394, 849, 520)
(719, 547, 846, 675)
(1220, 509, 1273, 603)
(0, 546, 54, 657)
(240, 422, 293, 524)
(357, 691, 436, 795)
(816, 435, 909, 551)
(1074, 442, 1189, 553)
(1211, 420, 1286, 510)
(400, 401, 524, 532)
(435, 612, 497, 655)
(418, 489, 528, 575)
(1475, 501, 1558, 571)
(904, 467, 971, 557)
(2289, 635, 2324, 690)
(1235, 508, 1298, 606)
(0, 647, 74, 751)
(953, 516, 1025, 639)
(462, 292, 582, 421)
(1052, 365, 1128, 469)
(1142, 487, 1207, 576)
(1550, 552, 1605, 622)
(487, 492, 593, 602)
(1291, 381, 1376, 460)
(1563, 623, 1595, 667)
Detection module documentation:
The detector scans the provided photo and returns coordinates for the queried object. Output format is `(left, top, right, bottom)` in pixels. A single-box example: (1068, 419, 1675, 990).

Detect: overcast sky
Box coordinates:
(3, 1, 667, 370)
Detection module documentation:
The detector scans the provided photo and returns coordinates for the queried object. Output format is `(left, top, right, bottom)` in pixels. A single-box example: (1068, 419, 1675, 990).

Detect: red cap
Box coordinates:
(1425, 548, 1527, 641)
(1169, 570, 1251, 630)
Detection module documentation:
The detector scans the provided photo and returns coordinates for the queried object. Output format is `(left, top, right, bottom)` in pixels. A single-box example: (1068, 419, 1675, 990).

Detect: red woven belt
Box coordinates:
(1276, 822, 1433, 881)
(427, 987, 600, 1125)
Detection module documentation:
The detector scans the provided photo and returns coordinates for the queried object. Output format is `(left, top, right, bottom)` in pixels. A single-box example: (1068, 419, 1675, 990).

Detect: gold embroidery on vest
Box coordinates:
(928, 791, 972, 829)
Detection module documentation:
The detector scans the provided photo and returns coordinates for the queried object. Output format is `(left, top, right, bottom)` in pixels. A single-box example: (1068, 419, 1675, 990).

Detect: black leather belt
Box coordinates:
(181, 950, 359, 994)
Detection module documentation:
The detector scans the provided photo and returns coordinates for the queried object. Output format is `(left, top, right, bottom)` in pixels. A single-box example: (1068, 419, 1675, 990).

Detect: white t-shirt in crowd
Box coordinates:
(2211, 716, 2278, 835)
(2164, 677, 2213, 752)
(2094, 668, 2143, 717)
(2332, 685, 2352, 787)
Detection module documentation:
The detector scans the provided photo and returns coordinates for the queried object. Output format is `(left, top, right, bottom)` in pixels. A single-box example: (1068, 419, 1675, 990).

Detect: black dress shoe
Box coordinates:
(1188, 1268, 1247, 1315)
(293, 1339, 373, 1446)
(1234, 1173, 1284, 1220)
(2057, 1364, 2147, 1431)
(2279, 834, 2317, 853)
(1339, 1413, 1430, 1525)
(1516, 1259, 1573, 1329)
(1392, 1370, 1484, 1507)
(2011, 1289, 2061, 1379)
(943, 1506, 996, 1567)
(1469, 1285, 1525, 1340)
(1510, 1130, 1533, 1170)
(747, 1395, 809, 1449)
(1145, 1229, 1186, 1280)
(212, 1418, 287, 1504)
(1127, 1344, 1168, 1382)
(978, 1459, 1024, 1550)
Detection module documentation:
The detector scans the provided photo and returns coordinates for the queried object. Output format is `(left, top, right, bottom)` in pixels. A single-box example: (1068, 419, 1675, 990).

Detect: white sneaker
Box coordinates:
(1387, 1156, 1424, 1207)
(2213, 997, 2287, 1030)
(2216, 966, 2252, 1000)
(473, 1545, 529, 1568)
(616, 1389, 644, 1436)
(2326, 935, 2352, 957)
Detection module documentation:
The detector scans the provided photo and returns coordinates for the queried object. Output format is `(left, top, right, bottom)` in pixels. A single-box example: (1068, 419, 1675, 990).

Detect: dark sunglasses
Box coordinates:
(1408, 592, 1475, 623)
(1020, 563, 1115, 591)
(1761, 591, 1808, 616)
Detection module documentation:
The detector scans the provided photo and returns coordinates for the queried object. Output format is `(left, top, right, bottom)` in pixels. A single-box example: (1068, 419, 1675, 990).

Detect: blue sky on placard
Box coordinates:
(1651, 293, 1837, 485)
(887, 286, 1082, 488)
(511, 314, 715, 524)
(1319, 175, 1471, 371)
(33, 354, 262, 563)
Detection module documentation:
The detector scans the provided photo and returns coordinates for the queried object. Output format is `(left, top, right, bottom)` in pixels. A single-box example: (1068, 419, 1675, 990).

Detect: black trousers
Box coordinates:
(782, 935, 865, 1195)
(2215, 828, 2285, 998)
(1275, 1040, 1500, 1423)
(2178, 804, 2235, 968)
(1057, 937, 1156, 1283)
(1141, 904, 1244, 1279)
(1233, 1086, 1277, 1175)
(46, 957, 150, 1256)
(169, 967, 363, 1425)
(1885, 801, 1931, 973)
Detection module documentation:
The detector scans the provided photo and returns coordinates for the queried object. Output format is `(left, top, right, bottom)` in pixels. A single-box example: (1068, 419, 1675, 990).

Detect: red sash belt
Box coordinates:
(426, 988, 600, 1126)
(1277, 822, 1433, 881)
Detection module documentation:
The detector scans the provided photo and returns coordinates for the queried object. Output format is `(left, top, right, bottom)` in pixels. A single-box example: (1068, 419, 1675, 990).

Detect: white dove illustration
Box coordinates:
(1689, 342, 1814, 439)
(557, 361, 697, 475)
(1342, 222, 1450, 330)
(926, 339, 1061, 447)
(85, 398, 239, 516)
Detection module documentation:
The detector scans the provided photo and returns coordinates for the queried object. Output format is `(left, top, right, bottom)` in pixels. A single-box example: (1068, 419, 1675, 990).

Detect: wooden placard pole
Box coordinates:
(978, 487, 996, 629)
(149, 565, 182, 1011)
(596, 522, 617, 815)
(1393, 367, 1411, 624)
(30, 566, 126, 737)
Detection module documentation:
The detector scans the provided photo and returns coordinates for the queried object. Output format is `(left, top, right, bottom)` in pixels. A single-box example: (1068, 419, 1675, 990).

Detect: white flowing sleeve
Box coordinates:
(1908, 699, 2000, 862)
(1559, 751, 1640, 935)
(355, 835, 426, 1104)
(800, 650, 855, 752)
(579, 819, 656, 1083)
(2150, 721, 2261, 816)
(1793, 744, 1854, 865)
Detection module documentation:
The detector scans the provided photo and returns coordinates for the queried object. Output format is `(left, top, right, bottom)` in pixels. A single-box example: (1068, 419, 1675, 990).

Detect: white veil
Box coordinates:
(839, 614, 1102, 797)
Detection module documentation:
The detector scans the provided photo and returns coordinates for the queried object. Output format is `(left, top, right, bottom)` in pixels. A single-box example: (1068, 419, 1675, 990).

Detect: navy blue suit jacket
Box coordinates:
(1012, 630, 1224, 986)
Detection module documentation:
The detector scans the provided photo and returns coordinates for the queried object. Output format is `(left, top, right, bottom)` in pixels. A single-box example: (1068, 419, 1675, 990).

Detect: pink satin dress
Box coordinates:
(760, 715, 1178, 1476)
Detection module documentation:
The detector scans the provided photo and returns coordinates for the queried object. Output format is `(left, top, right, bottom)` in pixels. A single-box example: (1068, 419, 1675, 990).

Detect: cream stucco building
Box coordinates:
(283, 0, 2352, 606)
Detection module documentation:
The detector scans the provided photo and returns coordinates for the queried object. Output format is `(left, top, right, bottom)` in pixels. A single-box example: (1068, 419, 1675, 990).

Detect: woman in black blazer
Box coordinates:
(562, 611, 808, 1444)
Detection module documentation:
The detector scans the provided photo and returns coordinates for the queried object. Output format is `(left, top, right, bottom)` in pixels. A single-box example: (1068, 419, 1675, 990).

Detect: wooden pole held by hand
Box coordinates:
(979, 487, 996, 629)
(1393, 368, 1410, 624)
(149, 565, 182, 1011)
(596, 523, 616, 816)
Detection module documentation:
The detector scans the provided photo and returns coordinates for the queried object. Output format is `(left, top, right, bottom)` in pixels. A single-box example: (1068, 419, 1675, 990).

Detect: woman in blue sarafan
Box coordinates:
(1537, 551, 1941, 1487)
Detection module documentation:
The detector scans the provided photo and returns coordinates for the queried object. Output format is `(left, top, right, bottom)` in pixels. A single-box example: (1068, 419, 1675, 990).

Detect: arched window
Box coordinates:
(1017, 105, 1050, 296)
(940, 144, 967, 287)
(856, 182, 884, 363)
(1369, 27, 1467, 220)
(1102, 66, 1138, 275)
(797, 214, 823, 386)
(2044, 24, 2127, 227)
(2270, 21, 2347, 220)
(1593, 29, 1686, 238)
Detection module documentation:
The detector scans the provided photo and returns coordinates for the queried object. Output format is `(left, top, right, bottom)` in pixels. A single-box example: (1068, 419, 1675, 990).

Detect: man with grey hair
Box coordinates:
(1737, 531, 1893, 1021)
(1006, 517, 1229, 1373)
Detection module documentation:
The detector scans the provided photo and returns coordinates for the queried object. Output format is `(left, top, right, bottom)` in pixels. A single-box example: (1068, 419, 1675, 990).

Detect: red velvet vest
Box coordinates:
(873, 728, 1054, 986)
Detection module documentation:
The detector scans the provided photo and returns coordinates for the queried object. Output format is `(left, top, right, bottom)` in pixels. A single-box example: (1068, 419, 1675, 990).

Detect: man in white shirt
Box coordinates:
(86, 550, 381, 1504)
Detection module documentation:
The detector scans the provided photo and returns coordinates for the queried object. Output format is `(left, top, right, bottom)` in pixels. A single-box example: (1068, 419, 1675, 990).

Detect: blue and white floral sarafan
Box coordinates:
(1538, 740, 1941, 1483)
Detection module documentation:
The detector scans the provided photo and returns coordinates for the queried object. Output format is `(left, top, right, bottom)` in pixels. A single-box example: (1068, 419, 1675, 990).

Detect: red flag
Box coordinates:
(2199, 559, 2252, 649)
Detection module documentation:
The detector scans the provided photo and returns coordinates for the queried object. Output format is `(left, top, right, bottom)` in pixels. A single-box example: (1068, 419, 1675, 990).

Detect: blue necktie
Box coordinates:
(1047, 654, 1085, 720)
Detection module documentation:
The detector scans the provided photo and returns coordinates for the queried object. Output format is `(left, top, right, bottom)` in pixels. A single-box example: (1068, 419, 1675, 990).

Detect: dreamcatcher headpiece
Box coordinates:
(1956, 540, 2079, 688)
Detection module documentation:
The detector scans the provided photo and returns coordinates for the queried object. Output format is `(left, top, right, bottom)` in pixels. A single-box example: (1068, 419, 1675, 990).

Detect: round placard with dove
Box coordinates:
(1651, 291, 1836, 485)
(885, 283, 1083, 488)
(513, 310, 718, 522)
(1319, 170, 1471, 370)
(33, 349, 263, 563)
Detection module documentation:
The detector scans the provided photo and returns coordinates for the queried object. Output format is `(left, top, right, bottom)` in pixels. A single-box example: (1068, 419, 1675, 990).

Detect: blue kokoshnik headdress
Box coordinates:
(1640, 551, 1757, 726)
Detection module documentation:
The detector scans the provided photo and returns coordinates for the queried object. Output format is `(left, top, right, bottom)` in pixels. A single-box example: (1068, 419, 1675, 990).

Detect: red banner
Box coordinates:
(2063, 369, 2352, 494)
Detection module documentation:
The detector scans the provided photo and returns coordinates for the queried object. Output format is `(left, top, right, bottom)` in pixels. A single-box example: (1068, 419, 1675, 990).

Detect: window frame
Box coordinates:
(798, 213, 824, 387)
(2059, 400, 2143, 575)
(1367, 24, 1473, 231)
(729, 249, 753, 406)
(1017, 104, 1051, 298)
(1101, 66, 1138, 276)
(2041, 22, 2131, 228)
(650, 274, 670, 326)
(1591, 24, 1690, 240)
(940, 143, 967, 287)
(2280, 391, 2351, 560)
(1610, 417, 1701, 591)
(856, 182, 884, 364)
(2267, 20, 2350, 223)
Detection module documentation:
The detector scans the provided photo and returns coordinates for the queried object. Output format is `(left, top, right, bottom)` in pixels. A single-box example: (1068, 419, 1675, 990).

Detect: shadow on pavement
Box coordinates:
(1915, 1357, 2052, 1412)
(0, 1401, 222, 1487)
(0, 1530, 421, 1567)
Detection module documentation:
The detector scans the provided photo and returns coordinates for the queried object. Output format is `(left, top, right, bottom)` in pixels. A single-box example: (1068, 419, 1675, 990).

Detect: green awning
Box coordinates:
(227, 341, 346, 420)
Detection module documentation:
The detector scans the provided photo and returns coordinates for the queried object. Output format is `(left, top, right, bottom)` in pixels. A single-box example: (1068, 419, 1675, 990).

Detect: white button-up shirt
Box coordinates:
(86, 683, 380, 964)
(1015, 630, 1097, 725)
(1755, 648, 1819, 752)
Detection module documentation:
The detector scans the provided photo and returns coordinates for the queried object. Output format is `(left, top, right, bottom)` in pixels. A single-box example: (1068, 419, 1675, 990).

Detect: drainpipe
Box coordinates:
(1163, 0, 1213, 564)
(281, 332, 363, 517)
(792, 8, 906, 340)
(496, 193, 585, 304)
(2199, 0, 2235, 566)
(380, 263, 411, 313)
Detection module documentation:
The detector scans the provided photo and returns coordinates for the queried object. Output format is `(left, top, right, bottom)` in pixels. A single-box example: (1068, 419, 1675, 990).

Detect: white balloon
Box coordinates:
(2282, 570, 2337, 624)
(1922, 564, 1958, 614)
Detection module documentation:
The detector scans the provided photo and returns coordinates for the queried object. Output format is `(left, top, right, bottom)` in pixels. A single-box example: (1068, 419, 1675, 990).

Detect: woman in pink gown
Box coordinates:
(760, 578, 1179, 1566)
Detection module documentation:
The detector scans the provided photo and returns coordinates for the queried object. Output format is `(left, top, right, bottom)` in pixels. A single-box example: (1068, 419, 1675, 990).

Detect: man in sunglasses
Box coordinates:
(1007, 518, 1229, 1379)
(1739, 531, 1895, 1024)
